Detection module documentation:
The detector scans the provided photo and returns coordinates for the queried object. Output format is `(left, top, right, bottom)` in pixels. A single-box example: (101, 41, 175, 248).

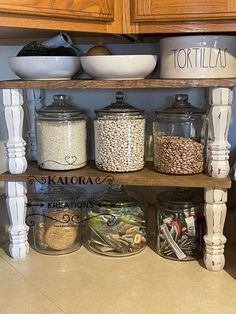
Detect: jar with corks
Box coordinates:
(94, 91, 146, 172)
(157, 188, 205, 261)
(36, 94, 87, 170)
(28, 185, 83, 255)
(153, 94, 208, 175)
(86, 185, 147, 257)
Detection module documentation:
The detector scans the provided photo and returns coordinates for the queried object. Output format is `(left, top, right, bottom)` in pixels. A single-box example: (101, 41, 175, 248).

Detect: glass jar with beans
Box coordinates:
(94, 91, 146, 172)
(153, 94, 208, 175)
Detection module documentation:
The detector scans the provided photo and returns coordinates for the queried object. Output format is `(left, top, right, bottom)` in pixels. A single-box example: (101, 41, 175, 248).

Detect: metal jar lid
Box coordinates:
(93, 185, 139, 207)
(95, 91, 144, 116)
(37, 94, 85, 120)
(157, 187, 204, 209)
(32, 185, 83, 202)
(155, 94, 205, 121)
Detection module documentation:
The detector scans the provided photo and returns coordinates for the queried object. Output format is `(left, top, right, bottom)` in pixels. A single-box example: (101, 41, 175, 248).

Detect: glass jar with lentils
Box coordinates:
(94, 91, 146, 172)
(153, 94, 208, 175)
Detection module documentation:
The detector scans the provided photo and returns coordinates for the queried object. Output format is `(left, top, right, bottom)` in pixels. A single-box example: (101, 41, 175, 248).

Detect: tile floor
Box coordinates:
(1, 243, 236, 314)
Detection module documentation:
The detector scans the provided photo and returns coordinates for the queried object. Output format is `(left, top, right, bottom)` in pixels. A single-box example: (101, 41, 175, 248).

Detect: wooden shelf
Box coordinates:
(0, 78, 236, 89)
(0, 161, 231, 188)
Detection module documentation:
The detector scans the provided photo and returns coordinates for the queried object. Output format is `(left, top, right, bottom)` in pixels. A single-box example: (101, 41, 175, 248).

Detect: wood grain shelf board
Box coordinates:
(0, 78, 236, 89)
(0, 161, 231, 188)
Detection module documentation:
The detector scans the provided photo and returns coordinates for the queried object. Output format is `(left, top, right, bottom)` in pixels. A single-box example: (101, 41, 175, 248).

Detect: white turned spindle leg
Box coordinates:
(23, 89, 44, 161)
(204, 188, 227, 271)
(3, 89, 27, 174)
(208, 87, 233, 178)
(5, 182, 29, 259)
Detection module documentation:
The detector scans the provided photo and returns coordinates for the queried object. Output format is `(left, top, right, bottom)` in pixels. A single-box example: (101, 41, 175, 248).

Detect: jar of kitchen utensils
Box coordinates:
(157, 188, 205, 261)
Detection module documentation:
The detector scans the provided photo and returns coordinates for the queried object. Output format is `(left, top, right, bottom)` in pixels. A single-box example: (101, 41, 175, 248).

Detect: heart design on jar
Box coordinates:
(65, 156, 77, 165)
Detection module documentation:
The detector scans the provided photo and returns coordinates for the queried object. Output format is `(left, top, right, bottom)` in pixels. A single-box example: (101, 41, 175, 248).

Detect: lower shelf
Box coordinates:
(0, 161, 231, 188)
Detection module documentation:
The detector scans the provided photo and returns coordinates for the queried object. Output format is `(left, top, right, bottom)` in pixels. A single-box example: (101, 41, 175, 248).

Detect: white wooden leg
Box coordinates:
(5, 182, 29, 259)
(204, 188, 227, 271)
(23, 89, 44, 161)
(207, 87, 233, 178)
(3, 89, 27, 174)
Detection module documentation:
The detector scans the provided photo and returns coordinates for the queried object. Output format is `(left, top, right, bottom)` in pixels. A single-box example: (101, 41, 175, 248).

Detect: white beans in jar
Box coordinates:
(94, 92, 145, 172)
(94, 115, 145, 172)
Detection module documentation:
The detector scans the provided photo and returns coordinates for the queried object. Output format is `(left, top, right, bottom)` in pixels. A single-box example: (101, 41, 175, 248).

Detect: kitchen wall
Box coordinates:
(0, 42, 236, 244)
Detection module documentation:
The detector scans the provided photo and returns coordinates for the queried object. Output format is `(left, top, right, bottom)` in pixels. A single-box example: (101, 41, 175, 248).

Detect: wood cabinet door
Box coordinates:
(0, 0, 114, 21)
(131, 0, 236, 22)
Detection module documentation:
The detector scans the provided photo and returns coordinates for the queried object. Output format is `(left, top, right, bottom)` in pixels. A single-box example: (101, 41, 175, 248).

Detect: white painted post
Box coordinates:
(3, 89, 29, 258)
(23, 89, 44, 161)
(204, 188, 227, 272)
(5, 181, 29, 259)
(208, 87, 233, 178)
(3, 89, 27, 174)
(204, 87, 232, 271)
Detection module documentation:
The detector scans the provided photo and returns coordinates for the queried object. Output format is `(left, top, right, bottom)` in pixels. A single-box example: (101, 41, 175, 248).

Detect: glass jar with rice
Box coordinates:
(36, 94, 87, 170)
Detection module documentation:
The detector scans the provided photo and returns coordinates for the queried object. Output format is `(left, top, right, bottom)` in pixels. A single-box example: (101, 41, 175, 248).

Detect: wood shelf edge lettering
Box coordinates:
(0, 161, 231, 189)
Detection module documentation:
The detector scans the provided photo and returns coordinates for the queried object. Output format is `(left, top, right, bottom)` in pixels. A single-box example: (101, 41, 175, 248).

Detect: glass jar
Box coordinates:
(153, 94, 207, 174)
(27, 185, 83, 255)
(36, 94, 87, 170)
(86, 185, 147, 256)
(94, 91, 146, 172)
(157, 188, 205, 261)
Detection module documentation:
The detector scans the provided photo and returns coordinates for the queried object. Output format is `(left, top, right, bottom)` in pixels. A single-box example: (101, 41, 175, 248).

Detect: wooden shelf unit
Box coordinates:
(0, 161, 231, 189)
(0, 77, 233, 271)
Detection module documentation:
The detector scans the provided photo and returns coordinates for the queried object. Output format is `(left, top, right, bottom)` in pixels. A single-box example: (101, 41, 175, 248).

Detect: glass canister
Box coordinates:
(157, 188, 205, 261)
(36, 94, 87, 170)
(153, 94, 207, 174)
(86, 185, 147, 256)
(94, 91, 146, 172)
(27, 185, 83, 255)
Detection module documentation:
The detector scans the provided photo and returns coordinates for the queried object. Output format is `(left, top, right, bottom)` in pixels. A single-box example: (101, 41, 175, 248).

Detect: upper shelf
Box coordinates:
(0, 161, 231, 188)
(0, 78, 236, 89)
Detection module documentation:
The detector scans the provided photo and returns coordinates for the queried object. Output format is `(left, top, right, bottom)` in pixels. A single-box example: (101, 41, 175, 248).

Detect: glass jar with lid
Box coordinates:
(94, 91, 146, 172)
(153, 94, 208, 174)
(36, 94, 87, 170)
(27, 184, 83, 255)
(86, 185, 147, 256)
(157, 188, 205, 261)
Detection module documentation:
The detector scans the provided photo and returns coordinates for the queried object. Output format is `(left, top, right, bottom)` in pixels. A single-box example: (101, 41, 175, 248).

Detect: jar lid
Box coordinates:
(95, 91, 144, 115)
(93, 185, 138, 207)
(157, 188, 204, 208)
(155, 94, 204, 116)
(33, 185, 83, 202)
(37, 94, 84, 120)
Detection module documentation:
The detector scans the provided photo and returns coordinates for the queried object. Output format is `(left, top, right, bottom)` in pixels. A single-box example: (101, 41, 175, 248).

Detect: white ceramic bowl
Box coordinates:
(8, 56, 81, 80)
(80, 55, 157, 80)
(160, 35, 236, 78)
